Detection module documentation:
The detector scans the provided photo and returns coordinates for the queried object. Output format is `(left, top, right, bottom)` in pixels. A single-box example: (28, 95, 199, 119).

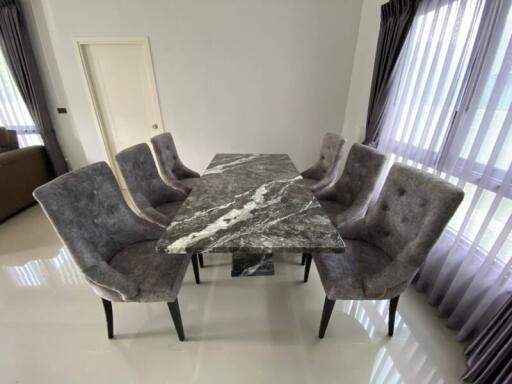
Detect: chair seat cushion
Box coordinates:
(155, 201, 183, 223)
(109, 240, 190, 302)
(314, 240, 407, 300)
(180, 177, 199, 190)
(318, 200, 348, 225)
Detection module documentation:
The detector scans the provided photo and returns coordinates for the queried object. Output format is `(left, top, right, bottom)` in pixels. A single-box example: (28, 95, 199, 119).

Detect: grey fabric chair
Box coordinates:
(314, 143, 387, 228)
(33, 162, 201, 341)
(151, 132, 200, 194)
(116, 143, 187, 227)
(301, 133, 346, 192)
(304, 163, 464, 338)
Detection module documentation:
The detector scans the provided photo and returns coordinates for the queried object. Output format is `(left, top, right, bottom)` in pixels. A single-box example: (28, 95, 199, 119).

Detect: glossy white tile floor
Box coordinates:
(0, 205, 467, 384)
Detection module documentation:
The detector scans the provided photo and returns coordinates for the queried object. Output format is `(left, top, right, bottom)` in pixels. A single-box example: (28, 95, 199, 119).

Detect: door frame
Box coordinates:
(74, 37, 165, 179)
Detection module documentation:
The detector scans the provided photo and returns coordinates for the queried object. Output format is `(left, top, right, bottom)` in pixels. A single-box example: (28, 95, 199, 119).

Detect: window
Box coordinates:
(380, 0, 484, 170)
(0, 48, 42, 147)
(379, 0, 512, 266)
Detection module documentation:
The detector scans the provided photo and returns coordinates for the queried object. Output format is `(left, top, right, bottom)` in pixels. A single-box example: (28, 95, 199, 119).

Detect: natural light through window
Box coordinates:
(379, 0, 512, 266)
(0, 47, 42, 147)
(383, 0, 483, 166)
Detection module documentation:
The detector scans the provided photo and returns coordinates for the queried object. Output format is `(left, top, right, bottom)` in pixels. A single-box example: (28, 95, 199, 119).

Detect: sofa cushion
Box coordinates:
(0, 128, 19, 152)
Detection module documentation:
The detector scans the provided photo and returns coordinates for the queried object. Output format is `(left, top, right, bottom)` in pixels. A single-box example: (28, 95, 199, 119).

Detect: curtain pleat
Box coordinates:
(0, 32, 42, 147)
(462, 294, 512, 383)
(377, 0, 512, 348)
(0, 0, 67, 174)
(364, 0, 420, 146)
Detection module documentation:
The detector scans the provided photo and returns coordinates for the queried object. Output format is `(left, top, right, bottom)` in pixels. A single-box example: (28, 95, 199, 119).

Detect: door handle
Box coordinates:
(152, 123, 159, 130)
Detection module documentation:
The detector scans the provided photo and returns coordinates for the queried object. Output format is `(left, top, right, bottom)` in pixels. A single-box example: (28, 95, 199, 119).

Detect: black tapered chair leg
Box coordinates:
(101, 298, 114, 339)
(388, 296, 400, 336)
(301, 254, 306, 265)
(198, 253, 204, 268)
(191, 254, 201, 284)
(319, 297, 335, 338)
(303, 253, 312, 282)
(167, 300, 185, 341)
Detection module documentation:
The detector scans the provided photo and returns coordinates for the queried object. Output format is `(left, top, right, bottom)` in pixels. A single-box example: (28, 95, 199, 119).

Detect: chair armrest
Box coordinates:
(338, 218, 369, 241)
(362, 238, 427, 298)
(129, 189, 182, 226)
(334, 203, 368, 228)
(313, 183, 337, 200)
(179, 164, 200, 178)
(125, 214, 166, 240)
(301, 163, 322, 181)
(84, 261, 139, 301)
(140, 207, 168, 227)
(363, 259, 417, 299)
(160, 183, 188, 202)
(310, 177, 335, 195)
(165, 178, 191, 195)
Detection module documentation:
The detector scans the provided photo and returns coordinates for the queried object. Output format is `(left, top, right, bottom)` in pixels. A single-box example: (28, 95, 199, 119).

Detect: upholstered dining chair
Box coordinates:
(314, 143, 387, 228)
(304, 163, 464, 338)
(301, 133, 346, 192)
(151, 132, 200, 194)
(116, 143, 187, 227)
(33, 162, 201, 341)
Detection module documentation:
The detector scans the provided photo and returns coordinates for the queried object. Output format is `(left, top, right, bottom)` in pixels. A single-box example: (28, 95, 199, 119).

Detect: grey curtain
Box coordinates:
(364, 0, 419, 146)
(0, 0, 67, 175)
(462, 293, 512, 384)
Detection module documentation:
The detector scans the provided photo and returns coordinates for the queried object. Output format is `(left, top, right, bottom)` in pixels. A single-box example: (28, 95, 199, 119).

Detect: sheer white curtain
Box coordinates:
(0, 42, 42, 147)
(378, 0, 512, 340)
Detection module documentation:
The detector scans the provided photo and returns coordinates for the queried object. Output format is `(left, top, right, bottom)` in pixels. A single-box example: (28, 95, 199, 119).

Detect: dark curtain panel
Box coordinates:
(462, 294, 512, 383)
(364, 0, 419, 146)
(0, 0, 68, 175)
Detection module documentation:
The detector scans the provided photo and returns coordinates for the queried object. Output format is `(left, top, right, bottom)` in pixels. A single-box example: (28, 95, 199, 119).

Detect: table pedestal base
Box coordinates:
(231, 253, 274, 276)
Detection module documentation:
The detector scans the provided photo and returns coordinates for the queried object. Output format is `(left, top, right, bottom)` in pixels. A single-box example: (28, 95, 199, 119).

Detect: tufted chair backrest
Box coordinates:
(151, 132, 185, 182)
(116, 143, 185, 212)
(334, 144, 387, 207)
(316, 133, 346, 181)
(33, 162, 160, 269)
(365, 163, 464, 262)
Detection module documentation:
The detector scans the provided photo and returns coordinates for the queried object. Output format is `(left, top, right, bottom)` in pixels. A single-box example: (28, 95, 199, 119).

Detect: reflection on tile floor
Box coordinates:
(0, 206, 466, 384)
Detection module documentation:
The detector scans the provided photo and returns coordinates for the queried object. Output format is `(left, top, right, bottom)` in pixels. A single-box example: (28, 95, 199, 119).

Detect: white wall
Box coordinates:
(22, 0, 363, 172)
(341, 0, 386, 147)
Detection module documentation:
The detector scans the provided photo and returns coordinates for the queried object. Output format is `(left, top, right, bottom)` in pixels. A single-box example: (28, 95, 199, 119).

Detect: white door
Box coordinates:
(76, 38, 164, 186)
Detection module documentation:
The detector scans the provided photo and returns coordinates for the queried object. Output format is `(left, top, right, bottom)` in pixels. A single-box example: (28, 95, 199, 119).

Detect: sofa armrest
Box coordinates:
(0, 146, 53, 220)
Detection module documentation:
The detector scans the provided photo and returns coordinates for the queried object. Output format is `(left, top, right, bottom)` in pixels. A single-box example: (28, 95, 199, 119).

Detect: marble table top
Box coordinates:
(156, 154, 345, 255)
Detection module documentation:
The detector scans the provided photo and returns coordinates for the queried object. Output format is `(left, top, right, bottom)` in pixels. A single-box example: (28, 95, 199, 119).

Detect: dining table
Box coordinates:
(156, 153, 345, 276)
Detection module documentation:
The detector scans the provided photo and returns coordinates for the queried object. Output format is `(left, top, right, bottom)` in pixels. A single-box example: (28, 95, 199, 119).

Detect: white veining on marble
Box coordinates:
(158, 153, 345, 254)
(167, 201, 235, 229)
(204, 197, 319, 252)
(203, 154, 261, 175)
(167, 189, 257, 230)
(165, 176, 301, 253)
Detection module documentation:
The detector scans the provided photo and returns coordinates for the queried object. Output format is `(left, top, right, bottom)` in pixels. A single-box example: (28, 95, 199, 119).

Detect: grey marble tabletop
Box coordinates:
(156, 154, 345, 255)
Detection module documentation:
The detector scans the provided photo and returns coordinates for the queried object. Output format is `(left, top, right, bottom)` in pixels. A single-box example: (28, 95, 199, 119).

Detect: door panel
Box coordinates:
(77, 39, 163, 186)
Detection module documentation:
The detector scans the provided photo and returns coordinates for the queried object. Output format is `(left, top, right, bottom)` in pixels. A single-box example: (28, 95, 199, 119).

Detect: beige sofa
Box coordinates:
(0, 128, 53, 221)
